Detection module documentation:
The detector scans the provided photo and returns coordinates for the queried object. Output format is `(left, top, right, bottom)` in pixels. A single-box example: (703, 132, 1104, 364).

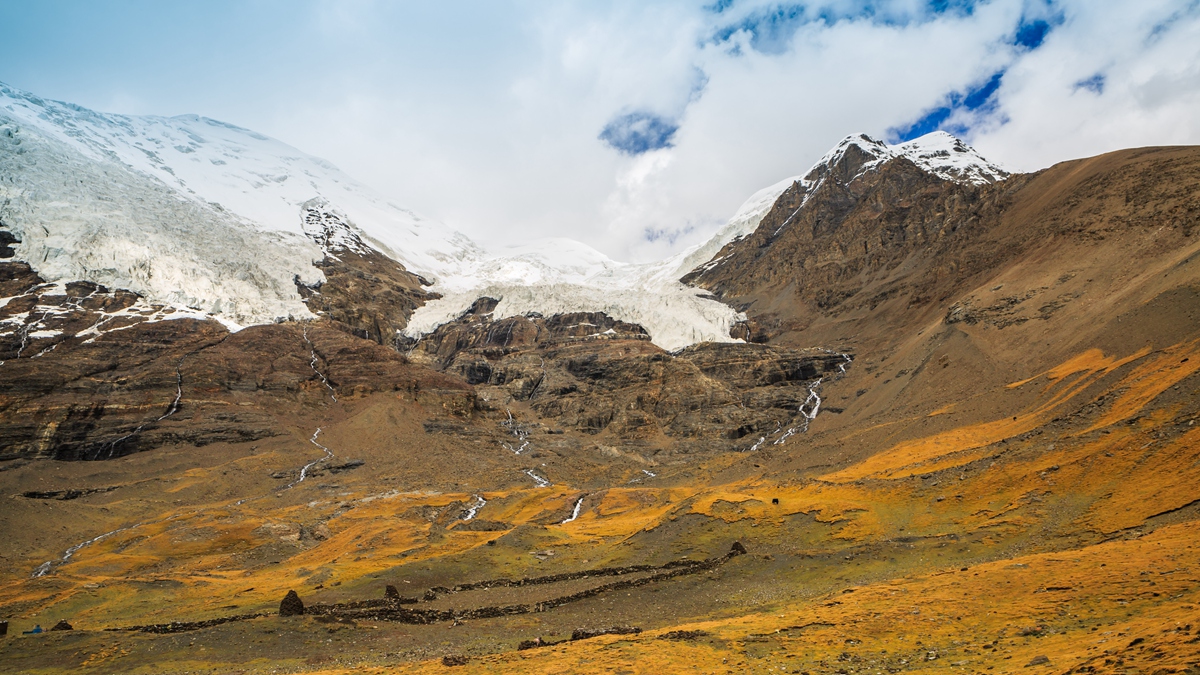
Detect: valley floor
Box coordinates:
(1, 336, 1198, 674)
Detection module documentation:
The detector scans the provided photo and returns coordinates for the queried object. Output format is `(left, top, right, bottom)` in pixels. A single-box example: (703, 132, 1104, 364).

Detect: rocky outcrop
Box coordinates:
(409, 303, 849, 451)
(295, 201, 438, 346)
(0, 262, 472, 461)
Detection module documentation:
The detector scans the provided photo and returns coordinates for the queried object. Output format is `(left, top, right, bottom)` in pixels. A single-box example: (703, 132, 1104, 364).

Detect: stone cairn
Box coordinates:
(279, 590, 305, 617)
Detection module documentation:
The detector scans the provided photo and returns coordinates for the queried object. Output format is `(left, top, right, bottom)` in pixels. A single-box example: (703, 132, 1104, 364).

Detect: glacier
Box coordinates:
(1, 81, 1008, 350)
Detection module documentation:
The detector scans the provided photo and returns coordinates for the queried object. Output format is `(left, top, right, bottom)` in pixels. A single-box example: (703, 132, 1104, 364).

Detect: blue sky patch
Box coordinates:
(711, 4, 808, 55)
(889, 70, 1005, 142)
(599, 111, 679, 155)
(927, 0, 981, 16)
(1074, 73, 1106, 94)
(1012, 3, 1064, 50)
(709, 1, 988, 56)
(1014, 18, 1051, 48)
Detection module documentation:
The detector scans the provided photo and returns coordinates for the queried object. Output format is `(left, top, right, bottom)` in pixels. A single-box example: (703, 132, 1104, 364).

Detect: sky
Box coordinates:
(2, 0, 1199, 262)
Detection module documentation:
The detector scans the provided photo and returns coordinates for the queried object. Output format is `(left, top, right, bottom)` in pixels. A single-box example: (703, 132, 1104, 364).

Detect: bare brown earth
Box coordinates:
(0, 146, 1199, 674)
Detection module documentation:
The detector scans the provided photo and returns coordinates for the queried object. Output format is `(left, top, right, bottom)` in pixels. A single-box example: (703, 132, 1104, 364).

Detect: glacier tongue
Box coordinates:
(0, 81, 483, 282)
(0, 114, 322, 326)
(404, 237, 746, 352)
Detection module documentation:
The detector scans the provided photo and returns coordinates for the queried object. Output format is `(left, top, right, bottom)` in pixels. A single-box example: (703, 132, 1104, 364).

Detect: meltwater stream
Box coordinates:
(560, 496, 585, 524)
(748, 352, 853, 451)
(462, 495, 487, 521)
(288, 427, 336, 488)
(302, 323, 337, 402)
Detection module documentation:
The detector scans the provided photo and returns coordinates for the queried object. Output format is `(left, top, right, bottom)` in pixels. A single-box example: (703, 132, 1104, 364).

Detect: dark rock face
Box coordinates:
(410, 305, 849, 451)
(279, 590, 305, 616)
(0, 229, 20, 259)
(411, 302, 650, 372)
(0, 263, 473, 462)
(0, 259, 39, 298)
(295, 201, 438, 346)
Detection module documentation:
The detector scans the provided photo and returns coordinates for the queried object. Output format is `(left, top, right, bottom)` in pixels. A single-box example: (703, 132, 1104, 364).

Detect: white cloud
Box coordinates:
(971, 0, 1200, 170)
(275, 1, 1035, 262)
(5, 1, 1199, 264)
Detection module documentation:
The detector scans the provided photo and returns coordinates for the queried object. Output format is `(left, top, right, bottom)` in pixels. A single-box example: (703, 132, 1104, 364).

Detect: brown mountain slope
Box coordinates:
(689, 145, 1199, 353)
(686, 145, 1200, 460)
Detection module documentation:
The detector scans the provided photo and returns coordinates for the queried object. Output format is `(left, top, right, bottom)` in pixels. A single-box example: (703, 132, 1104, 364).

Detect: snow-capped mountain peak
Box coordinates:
(801, 131, 1008, 192)
(1, 80, 1012, 351)
(0, 82, 744, 350)
(657, 131, 1012, 285)
(894, 131, 1009, 185)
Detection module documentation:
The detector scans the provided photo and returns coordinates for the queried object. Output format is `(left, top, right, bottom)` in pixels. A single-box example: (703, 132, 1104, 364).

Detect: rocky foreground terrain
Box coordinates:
(1, 141, 1198, 674)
